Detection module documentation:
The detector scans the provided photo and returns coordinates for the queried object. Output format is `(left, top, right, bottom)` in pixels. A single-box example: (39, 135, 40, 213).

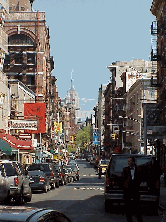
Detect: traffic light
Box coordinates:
(111, 134, 116, 140)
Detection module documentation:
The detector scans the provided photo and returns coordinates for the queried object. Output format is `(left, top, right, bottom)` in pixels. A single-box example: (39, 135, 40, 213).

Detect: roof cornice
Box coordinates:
(151, 0, 163, 17)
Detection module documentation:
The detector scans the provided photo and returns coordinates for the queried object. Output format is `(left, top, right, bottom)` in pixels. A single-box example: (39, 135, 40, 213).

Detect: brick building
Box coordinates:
(3, 0, 56, 153)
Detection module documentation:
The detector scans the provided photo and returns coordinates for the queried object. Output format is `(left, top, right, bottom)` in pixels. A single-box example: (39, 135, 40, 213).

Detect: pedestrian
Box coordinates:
(121, 156, 143, 222)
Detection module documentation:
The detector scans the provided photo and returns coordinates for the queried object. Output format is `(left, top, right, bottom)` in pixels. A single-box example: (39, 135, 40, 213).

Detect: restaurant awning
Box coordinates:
(0, 132, 34, 150)
(0, 139, 18, 155)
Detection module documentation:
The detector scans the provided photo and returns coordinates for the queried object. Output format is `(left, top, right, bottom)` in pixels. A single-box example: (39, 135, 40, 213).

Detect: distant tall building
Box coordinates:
(9, 0, 31, 11)
(65, 70, 80, 122)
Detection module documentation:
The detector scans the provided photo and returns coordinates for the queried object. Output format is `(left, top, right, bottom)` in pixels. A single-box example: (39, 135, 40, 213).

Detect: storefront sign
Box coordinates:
(8, 120, 38, 130)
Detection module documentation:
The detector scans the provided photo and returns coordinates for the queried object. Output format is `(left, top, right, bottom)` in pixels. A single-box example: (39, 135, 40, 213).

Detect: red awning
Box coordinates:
(0, 132, 34, 150)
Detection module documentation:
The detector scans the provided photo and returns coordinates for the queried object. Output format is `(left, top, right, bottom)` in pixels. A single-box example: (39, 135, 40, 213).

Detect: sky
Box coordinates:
(32, 0, 155, 118)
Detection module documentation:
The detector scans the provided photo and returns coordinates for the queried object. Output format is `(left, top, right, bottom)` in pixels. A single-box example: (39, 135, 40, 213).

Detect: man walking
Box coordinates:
(122, 156, 143, 222)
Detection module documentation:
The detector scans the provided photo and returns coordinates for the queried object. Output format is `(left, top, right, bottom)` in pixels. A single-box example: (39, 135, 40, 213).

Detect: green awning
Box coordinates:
(0, 139, 18, 155)
(50, 149, 55, 154)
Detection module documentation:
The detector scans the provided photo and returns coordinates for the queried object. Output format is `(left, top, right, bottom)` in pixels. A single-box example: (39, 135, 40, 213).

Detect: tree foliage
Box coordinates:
(76, 125, 91, 148)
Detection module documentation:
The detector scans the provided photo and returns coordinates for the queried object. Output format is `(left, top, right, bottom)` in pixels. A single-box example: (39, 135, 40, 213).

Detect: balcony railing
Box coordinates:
(0, 26, 8, 53)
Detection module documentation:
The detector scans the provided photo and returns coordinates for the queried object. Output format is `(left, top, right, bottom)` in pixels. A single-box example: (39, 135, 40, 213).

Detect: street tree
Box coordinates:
(76, 125, 91, 149)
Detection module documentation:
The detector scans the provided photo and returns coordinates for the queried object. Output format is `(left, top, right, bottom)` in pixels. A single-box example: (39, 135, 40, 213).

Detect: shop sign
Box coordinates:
(8, 120, 38, 130)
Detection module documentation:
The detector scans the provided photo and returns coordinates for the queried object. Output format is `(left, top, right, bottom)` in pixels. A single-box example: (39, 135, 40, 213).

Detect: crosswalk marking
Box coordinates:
(74, 187, 104, 190)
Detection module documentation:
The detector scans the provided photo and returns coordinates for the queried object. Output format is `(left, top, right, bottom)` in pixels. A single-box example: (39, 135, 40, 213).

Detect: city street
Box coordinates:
(24, 159, 166, 222)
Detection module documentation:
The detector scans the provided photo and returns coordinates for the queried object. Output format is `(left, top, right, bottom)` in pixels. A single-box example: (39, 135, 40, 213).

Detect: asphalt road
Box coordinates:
(25, 159, 166, 222)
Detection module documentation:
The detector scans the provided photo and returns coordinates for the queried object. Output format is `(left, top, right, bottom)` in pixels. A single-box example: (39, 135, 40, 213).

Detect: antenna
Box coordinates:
(71, 69, 74, 81)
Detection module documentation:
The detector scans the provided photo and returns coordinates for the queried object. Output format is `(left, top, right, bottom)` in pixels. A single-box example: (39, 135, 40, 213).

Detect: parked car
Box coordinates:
(104, 154, 161, 214)
(0, 206, 72, 222)
(0, 165, 10, 204)
(68, 160, 79, 170)
(28, 170, 50, 193)
(97, 159, 109, 175)
(27, 163, 59, 189)
(65, 165, 79, 181)
(54, 164, 68, 186)
(65, 168, 75, 183)
(0, 160, 32, 204)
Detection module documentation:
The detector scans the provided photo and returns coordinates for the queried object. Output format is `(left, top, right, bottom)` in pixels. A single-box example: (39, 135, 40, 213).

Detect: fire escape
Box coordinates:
(150, 20, 160, 87)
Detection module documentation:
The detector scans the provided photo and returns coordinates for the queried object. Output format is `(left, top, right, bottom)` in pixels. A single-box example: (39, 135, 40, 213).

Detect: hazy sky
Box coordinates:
(33, 0, 155, 115)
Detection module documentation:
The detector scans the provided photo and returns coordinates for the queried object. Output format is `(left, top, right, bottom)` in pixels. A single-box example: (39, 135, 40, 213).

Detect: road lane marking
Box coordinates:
(73, 187, 104, 190)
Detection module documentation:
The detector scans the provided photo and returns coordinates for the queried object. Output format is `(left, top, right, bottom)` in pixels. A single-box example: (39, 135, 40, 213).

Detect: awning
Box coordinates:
(0, 139, 18, 155)
(49, 149, 55, 154)
(0, 132, 34, 150)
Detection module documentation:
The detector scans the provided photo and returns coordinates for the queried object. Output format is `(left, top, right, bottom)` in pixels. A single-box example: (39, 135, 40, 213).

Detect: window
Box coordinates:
(27, 53, 36, 64)
(26, 75, 35, 85)
(9, 34, 34, 46)
(15, 53, 23, 64)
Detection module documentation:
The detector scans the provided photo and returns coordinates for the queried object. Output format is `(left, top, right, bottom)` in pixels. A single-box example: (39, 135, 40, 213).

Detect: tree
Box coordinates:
(76, 125, 91, 149)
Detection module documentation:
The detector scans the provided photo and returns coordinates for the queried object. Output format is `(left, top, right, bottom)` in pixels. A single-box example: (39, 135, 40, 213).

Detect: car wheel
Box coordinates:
(16, 189, 24, 205)
(48, 184, 51, 191)
(44, 185, 48, 193)
(55, 181, 59, 188)
(61, 179, 65, 186)
(24, 195, 32, 203)
(3, 194, 11, 205)
(64, 178, 68, 185)
(51, 182, 56, 189)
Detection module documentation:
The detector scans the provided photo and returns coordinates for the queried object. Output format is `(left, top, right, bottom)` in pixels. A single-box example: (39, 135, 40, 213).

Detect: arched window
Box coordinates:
(8, 34, 34, 45)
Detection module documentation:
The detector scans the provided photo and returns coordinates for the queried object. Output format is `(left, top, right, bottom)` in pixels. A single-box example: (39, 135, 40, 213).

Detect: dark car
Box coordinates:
(27, 163, 59, 189)
(0, 206, 72, 222)
(104, 154, 161, 214)
(28, 170, 50, 193)
(54, 164, 68, 186)
(65, 165, 79, 181)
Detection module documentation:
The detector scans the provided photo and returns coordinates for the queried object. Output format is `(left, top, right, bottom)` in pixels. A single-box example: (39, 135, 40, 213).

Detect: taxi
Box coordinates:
(98, 159, 109, 175)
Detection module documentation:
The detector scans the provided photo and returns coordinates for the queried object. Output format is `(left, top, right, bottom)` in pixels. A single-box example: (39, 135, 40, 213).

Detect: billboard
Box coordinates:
(24, 103, 45, 133)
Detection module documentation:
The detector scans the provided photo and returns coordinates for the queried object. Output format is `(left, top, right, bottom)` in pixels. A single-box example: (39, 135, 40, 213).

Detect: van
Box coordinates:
(104, 154, 161, 213)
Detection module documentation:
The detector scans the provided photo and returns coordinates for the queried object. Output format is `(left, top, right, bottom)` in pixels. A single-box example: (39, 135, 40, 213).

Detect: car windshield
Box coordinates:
(100, 160, 109, 165)
(3, 163, 17, 176)
(28, 164, 50, 172)
(110, 156, 153, 173)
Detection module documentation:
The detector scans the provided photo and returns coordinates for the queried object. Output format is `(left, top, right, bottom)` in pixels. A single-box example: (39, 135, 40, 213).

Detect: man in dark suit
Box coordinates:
(122, 156, 143, 222)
